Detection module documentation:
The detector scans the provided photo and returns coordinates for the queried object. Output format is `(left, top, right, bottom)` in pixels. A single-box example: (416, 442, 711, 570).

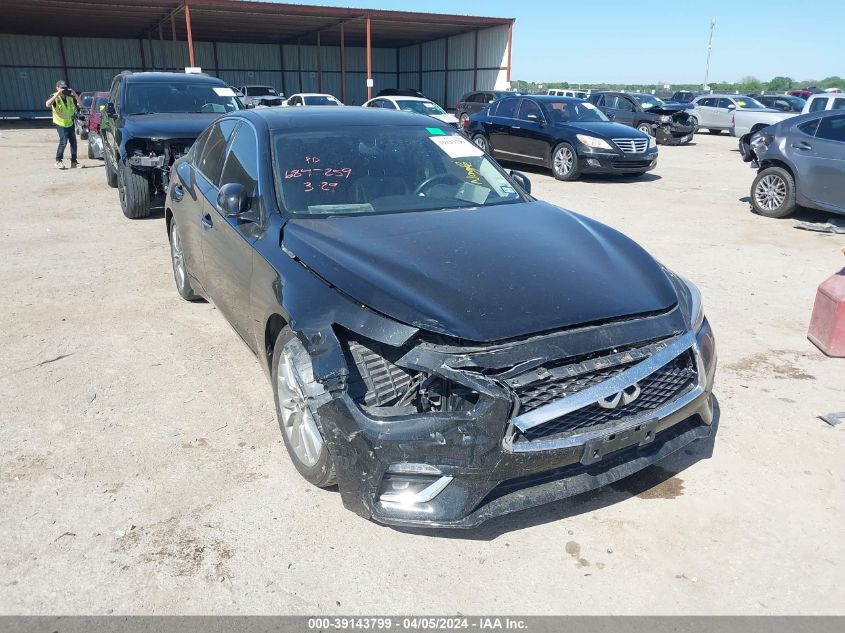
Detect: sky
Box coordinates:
(283, 0, 843, 85)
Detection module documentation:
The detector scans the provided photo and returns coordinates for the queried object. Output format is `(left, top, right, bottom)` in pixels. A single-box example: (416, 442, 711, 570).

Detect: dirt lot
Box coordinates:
(0, 127, 843, 615)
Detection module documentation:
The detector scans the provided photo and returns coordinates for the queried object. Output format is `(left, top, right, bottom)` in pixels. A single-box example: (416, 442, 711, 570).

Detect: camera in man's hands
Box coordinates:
(61, 87, 74, 97)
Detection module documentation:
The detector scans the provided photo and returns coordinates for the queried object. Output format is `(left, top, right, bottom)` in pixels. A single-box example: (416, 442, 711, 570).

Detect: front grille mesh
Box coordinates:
(516, 352, 697, 442)
(612, 138, 649, 153)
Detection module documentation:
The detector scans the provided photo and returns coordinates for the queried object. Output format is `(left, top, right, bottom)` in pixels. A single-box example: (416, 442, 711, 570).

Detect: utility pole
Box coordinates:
(703, 18, 716, 91)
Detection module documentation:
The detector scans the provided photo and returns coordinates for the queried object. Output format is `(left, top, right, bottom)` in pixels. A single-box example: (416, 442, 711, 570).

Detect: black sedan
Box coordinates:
(464, 96, 658, 181)
(165, 107, 717, 528)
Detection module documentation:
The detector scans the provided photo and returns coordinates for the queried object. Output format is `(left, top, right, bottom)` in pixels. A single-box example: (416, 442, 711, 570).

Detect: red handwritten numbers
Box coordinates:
(285, 158, 353, 192)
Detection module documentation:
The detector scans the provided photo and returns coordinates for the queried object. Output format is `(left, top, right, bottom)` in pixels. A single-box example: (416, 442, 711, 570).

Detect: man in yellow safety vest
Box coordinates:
(46, 80, 81, 169)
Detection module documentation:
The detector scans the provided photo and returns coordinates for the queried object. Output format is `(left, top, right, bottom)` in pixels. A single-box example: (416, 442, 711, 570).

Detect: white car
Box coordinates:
(802, 93, 845, 114)
(283, 93, 343, 106)
(547, 89, 589, 99)
(363, 96, 459, 128)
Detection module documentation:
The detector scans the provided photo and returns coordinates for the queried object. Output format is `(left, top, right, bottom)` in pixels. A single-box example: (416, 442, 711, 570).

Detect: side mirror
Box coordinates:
(245, 102, 255, 109)
(106, 102, 116, 117)
(217, 182, 249, 217)
(605, 111, 615, 120)
(509, 170, 531, 195)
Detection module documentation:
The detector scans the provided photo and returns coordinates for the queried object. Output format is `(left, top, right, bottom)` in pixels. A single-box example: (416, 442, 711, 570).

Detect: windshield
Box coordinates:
(248, 86, 276, 96)
(93, 97, 108, 112)
(303, 95, 340, 106)
(273, 126, 523, 217)
(735, 97, 764, 109)
(124, 82, 241, 115)
(396, 100, 446, 115)
(636, 94, 665, 109)
(81, 94, 94, 108)
(545, 101, 609, 123)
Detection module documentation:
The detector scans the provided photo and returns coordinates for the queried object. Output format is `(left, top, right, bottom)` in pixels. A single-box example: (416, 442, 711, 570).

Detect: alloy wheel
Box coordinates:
(638, 124, 653, 136)
(170, 223, 187, 292)
(277, 350, 324, 468)
(473, 135, 487, 152)
(554, 146, 574, 176)
(754, 174, 787, 211)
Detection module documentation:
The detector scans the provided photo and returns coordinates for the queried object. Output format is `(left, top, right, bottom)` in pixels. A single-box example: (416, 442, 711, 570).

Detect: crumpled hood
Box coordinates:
(646, 105, 689, 116)
(283, 201, 678, 342)
(120, 113, 223, 140)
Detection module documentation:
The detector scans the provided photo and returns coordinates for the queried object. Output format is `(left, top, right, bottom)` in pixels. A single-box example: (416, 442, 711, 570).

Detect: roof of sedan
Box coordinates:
(238, 107, 448, 130)
(122, 71, 226, 84)
(522, 95, 589, 104)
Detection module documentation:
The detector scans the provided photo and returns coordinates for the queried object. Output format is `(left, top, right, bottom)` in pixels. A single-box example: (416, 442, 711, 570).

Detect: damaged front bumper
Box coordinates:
(312, 311, 717, 529)
(578, 148, 659, 174)
(655, 122, 696, 146)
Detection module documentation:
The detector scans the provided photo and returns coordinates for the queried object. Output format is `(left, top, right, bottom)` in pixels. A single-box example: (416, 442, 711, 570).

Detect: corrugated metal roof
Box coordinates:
(3, 0, 512, 48)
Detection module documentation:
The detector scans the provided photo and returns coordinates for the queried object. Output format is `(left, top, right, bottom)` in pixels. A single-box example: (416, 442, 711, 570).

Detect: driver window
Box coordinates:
(197, 119, 239, 186)
(518, 99, 544, 122)
(616, 98, 634, 112)
(220, 124, 259, 202)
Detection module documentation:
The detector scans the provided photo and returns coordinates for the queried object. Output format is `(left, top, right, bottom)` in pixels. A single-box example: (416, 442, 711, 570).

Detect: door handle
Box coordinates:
(172, 184, 183, 202)
(791, 142, 812, 150)
(512, 125, 521, 130)
(201, 214, 213, 230)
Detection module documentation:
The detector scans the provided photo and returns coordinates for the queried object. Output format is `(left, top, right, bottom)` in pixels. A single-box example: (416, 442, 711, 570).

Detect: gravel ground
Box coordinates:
(0, 127, 843, 615)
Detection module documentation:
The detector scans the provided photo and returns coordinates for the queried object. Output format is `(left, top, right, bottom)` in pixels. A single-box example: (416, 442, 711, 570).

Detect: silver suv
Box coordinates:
(746, 110, 845, 218)
(689, 94, 764, 134)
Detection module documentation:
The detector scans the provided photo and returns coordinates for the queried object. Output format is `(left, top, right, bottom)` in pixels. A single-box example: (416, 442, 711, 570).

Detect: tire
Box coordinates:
(459, 112, 469, 127)
(272, 328, 336, 488)
(471, 134, 489, 153)
(551, 142, 580, 181)
(708, 129, 722, 135)
(688, 115, 699, 131)
(87, 137, 95, 160)
(750, 166, 796, 218)
(169, 219, 201, 301)
(637, 123, 653, 136)
(79, 128, 88, 141)
(117, 160, 152, 219)
(104, 149, 118, 188)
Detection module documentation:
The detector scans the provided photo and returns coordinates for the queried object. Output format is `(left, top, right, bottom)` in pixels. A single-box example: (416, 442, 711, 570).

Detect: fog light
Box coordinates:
(378, 474, 453, 506)
(386, 463, 442, 475)
(586, 159, 601, 167)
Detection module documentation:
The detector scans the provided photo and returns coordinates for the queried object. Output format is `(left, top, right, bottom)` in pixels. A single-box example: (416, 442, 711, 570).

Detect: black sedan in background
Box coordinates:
(589, 92, 696, 145)
(164, 107, 716, 528)
(465, 96, 658, 180)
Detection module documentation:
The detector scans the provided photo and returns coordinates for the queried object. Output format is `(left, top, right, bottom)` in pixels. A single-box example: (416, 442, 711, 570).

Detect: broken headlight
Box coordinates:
(340, 333, 479, 415)
(663, 268, 705, 332)
(658, 114, 673, 124)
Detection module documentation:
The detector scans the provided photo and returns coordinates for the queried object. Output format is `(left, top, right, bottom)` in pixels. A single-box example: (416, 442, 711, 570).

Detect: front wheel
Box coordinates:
(87, 138, 95, 160)
(551, 142, 580, 181)
(688, 115, 699, 131)
(117, 160, 152, 219)
(751, 166, 796, 218)
(272, 329, 336, 488)
(637, 123, 653, 136)
(459, 112, 469, 127)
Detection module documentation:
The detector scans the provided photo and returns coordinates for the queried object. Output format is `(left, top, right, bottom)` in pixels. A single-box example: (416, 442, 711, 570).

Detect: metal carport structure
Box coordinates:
(0, 0, 514, 116)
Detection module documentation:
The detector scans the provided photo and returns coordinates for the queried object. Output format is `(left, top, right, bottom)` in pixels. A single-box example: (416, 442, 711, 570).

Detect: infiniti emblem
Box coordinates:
(597, 383, 641, 410)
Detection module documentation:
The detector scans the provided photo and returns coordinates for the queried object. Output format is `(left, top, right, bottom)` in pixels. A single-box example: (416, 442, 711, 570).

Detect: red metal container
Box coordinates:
(808, 267, 845, 357)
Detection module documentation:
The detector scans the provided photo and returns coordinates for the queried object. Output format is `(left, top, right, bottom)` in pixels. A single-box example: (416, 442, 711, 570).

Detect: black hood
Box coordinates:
(121, 113, 223, 140)
(559, 121, 647, 138)
(283, 202, 679, 342)
(646, 105, 689, 116)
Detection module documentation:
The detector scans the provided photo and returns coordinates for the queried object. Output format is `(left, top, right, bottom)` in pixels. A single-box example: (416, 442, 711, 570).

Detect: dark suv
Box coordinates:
(455, 91, 525, 127)
(100, 71, 243, 218)
(589, 92, 696, 145)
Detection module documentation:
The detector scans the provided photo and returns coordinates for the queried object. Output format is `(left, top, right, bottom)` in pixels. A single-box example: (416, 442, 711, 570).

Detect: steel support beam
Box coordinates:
(185, 1, 195, 68)
(340, 23, 346, 104)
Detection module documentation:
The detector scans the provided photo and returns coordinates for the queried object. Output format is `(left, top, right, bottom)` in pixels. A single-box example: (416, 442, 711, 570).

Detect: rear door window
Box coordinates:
(833, 98, 845, 110)
(220, 123, 259, 196)
(495, 98, 519, 119)
(815, 115, 845, 142)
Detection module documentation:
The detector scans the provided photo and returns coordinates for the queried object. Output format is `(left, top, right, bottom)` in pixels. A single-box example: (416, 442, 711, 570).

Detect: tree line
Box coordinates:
(513, 76, 843, 94)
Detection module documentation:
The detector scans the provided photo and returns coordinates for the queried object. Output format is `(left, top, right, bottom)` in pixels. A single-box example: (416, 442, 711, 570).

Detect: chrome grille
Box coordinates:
(612, 138, 649, 153)
(514, 351, 697, 443)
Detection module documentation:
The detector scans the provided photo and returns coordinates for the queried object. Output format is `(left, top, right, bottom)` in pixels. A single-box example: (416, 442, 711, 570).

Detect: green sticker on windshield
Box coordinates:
(427, 127, 446, 135)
